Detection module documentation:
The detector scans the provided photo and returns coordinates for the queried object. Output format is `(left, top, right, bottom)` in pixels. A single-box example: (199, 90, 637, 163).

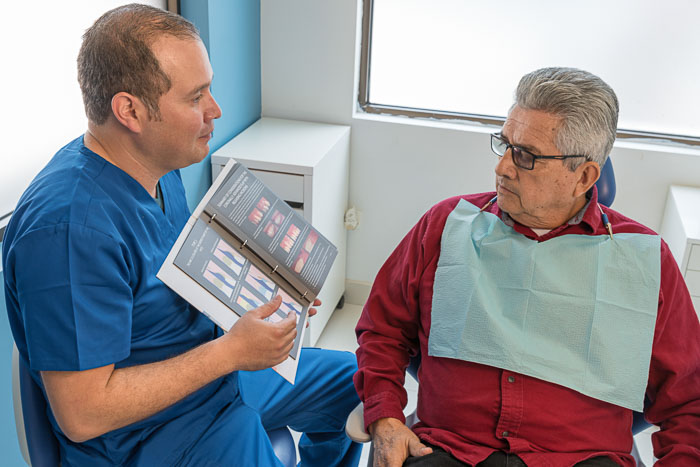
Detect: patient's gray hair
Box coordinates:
(514, 67, 619, 170)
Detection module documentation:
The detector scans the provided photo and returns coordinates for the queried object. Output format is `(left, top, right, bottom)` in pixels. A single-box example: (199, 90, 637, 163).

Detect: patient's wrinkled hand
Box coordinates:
(370, 417, 432, 467)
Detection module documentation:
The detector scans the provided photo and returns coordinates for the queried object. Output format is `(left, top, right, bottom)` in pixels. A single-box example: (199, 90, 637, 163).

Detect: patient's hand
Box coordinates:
(370, 417, 432, 467)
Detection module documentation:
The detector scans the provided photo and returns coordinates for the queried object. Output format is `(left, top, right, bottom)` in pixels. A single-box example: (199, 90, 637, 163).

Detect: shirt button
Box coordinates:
(507, 376, 515, 383)
(502, 431, 510, 437)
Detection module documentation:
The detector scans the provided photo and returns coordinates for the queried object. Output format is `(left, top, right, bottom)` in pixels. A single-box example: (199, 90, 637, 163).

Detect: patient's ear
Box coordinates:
(111, 92, 147, 134)
(574, 161, 601, 197)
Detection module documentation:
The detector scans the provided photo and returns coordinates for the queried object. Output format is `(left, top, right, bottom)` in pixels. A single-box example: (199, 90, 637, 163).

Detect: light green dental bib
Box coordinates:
(429, 199, 660, 411)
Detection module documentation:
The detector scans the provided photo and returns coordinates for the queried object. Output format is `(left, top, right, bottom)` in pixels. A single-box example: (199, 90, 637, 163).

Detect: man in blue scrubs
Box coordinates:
(2, 4, 361, 466)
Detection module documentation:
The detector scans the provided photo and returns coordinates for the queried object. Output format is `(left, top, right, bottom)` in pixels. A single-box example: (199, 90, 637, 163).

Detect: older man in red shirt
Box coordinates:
(354, 67, 700, 467)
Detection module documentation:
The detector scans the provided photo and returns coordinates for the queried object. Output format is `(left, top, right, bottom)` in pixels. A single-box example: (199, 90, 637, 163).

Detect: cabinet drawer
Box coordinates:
(250, 169, 304, 204)
(685, 269, 700, 296)
(687, 244, 700, 271)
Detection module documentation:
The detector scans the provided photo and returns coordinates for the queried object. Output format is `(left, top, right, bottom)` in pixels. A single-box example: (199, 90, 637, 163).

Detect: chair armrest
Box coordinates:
(345, 402, 372, 443)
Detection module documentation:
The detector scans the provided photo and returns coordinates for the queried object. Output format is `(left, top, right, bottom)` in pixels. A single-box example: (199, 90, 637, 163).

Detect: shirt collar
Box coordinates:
(498, 186, 602, 238)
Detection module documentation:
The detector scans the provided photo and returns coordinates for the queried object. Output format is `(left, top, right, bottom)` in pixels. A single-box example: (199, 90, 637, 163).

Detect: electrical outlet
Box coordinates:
(344, 207, 359, 230)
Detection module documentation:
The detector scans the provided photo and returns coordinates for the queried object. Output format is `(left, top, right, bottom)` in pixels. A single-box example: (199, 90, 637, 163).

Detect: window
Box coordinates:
(359, 0, 700, 145)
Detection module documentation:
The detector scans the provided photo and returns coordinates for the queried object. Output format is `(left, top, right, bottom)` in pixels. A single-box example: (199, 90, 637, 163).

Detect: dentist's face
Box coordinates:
(140, 36, 222, 172)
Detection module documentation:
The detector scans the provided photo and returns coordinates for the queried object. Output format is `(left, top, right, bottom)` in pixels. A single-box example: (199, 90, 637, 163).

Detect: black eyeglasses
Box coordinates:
(490, 133, 585, 170)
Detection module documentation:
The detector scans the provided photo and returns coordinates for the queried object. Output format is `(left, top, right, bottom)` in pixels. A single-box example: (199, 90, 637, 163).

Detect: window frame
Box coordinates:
(357, 0, 700, 147)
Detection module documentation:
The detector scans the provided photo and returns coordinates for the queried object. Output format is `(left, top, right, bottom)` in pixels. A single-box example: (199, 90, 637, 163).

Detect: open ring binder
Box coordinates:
(158, 159, 338, 384)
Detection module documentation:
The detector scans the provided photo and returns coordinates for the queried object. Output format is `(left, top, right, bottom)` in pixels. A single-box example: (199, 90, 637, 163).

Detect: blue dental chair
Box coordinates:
(346, 159, 652, 461)
(12, 345, 297, 467)
(596, 155, 616, 207)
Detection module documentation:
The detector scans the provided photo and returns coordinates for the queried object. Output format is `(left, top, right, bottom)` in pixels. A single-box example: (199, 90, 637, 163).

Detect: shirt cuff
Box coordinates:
(363, 391, 407, 431)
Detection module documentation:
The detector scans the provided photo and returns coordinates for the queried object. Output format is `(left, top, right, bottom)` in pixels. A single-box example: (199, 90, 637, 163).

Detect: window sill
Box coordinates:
(352, 109, 700, 159)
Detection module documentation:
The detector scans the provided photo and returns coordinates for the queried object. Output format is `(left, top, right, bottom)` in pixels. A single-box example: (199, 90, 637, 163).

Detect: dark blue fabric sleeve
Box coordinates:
(13, 223, 132, 371)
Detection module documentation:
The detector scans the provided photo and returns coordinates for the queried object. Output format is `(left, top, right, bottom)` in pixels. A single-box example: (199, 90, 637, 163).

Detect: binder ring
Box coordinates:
(208, 213, 217, 224)
(240, 239, 248, 250)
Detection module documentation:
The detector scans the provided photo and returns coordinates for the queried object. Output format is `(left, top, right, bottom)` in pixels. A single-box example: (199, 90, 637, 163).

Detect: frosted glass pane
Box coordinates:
(0, 0, 166, 219)
(370, 0, 700, 138)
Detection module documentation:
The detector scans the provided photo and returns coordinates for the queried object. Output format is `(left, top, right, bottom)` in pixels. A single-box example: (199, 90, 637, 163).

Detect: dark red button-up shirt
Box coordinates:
(355, 189, 700, 466)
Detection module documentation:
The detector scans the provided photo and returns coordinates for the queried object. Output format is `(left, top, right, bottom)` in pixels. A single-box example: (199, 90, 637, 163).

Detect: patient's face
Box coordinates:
(495, 106, 587, 229)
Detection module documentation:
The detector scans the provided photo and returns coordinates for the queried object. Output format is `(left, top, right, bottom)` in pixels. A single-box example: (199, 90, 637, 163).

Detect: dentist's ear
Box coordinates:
(111, 92, 148, 134)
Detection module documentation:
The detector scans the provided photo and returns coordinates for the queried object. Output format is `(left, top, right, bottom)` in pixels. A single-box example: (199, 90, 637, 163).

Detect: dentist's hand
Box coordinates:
(223, 296, 296, 371)
(306, 298, 320, 325)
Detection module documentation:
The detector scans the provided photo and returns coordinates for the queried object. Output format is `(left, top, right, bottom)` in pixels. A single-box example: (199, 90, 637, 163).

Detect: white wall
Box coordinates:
(261, 0, 700, 284)
(0, 0, 166, 219)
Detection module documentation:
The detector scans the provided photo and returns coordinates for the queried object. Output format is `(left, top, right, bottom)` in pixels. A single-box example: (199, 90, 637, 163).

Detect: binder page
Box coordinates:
(207, 163, 337, 297)
(173, 217, 309, 365)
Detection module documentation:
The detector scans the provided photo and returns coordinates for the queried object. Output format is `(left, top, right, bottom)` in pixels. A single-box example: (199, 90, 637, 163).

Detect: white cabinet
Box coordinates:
(660, 185, 700, 319)
(211, 118, 350, 345)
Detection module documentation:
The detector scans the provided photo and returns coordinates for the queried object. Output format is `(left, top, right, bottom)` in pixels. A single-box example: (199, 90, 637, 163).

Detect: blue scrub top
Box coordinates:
(3, 136, 237, 465)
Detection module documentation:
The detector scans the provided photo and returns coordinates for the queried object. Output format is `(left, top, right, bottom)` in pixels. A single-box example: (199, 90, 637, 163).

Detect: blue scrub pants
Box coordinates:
(178, 348, 362, 466)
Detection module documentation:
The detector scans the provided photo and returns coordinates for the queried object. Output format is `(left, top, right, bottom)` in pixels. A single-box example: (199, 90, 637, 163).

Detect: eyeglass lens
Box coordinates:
(492, 135, 533, 169)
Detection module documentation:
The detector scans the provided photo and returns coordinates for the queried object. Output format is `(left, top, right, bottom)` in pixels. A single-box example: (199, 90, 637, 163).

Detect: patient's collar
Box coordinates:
(530, 227, 552, 236)
(500, 192, 593, 237)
